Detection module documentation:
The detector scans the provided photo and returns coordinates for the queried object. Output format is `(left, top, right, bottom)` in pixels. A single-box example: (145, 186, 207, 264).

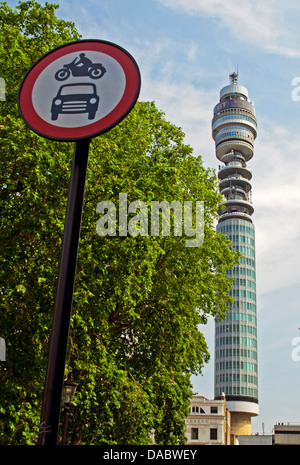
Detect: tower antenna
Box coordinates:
(229, 68, 238, 84)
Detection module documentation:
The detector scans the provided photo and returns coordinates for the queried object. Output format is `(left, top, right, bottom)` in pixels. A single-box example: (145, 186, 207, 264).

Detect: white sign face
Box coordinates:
(18, 40, 141, 141)
(32, 51, 125, 128)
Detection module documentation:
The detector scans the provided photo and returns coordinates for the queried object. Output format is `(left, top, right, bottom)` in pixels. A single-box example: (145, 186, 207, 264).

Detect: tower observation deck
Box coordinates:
(212, 72, 258, 438)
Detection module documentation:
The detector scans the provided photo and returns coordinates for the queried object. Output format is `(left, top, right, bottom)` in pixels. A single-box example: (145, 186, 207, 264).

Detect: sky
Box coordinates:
(7, 0, 300, 435)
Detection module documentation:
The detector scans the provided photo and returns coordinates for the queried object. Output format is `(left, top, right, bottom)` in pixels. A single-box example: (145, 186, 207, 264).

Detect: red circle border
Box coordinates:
(18, 40, 141, 141)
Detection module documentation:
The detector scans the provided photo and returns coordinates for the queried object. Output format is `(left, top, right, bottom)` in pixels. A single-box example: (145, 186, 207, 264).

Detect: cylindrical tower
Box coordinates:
(212, 72, 258, 438)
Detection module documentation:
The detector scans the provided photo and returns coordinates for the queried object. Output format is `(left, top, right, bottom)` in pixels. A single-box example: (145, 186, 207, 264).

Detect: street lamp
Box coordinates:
(61, 372, 77, 445)
(0, 337, 5, 361)
(0, 77, 5, 102)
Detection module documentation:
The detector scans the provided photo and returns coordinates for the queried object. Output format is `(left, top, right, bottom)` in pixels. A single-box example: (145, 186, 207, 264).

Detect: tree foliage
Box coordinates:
(0, 1, 238, 445)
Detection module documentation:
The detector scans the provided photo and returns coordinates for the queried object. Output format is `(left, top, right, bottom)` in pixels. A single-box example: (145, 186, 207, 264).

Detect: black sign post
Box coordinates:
(18, 39, 140, 445)
(38, 138, 90, 445)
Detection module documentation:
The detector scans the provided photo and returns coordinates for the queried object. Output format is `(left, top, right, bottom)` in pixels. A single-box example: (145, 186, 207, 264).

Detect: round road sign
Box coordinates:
(18, 39, 141, 141)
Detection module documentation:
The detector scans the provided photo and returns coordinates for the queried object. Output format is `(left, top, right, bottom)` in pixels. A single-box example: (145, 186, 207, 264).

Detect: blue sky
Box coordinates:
(7, 0, 300, 435)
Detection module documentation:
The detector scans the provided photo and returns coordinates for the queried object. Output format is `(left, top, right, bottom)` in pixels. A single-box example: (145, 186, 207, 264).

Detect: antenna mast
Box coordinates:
(229, 69, 238, 84)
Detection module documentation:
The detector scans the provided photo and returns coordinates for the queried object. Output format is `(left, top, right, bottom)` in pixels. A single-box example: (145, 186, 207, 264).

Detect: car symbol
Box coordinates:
(51, 83, 99, 121)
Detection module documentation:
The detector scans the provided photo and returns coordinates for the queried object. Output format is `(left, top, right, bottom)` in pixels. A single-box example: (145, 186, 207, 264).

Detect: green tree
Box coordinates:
(0, 1, 238, 445)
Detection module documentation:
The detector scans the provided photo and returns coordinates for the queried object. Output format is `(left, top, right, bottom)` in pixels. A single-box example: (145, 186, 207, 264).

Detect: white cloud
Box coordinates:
(157, 0, 300, 57)
(130, 37, 216, 155)
(140, 77, 215, 153)
(252, 123, 300, 295)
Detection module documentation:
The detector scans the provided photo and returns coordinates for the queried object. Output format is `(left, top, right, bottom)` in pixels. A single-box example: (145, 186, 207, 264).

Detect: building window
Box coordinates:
(191, 428, 199, 440)
(210, 406, 218, 414)
(210, 428, 218, 440)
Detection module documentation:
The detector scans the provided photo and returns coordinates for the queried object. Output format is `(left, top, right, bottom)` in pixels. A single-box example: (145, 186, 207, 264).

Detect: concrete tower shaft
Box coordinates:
(212, 73, 259, 438)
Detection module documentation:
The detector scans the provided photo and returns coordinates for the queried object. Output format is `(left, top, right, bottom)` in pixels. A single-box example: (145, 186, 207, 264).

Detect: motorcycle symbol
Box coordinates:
(55, 53, 106, 81)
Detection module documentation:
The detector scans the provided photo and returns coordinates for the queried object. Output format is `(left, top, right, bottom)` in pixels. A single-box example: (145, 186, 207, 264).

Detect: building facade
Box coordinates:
(273, 423, 300, 445)
(237, 434, 272, 445)
(185, 395, 233, 445)
(239, 423, 300, 445)
(212, 72, 259, 436)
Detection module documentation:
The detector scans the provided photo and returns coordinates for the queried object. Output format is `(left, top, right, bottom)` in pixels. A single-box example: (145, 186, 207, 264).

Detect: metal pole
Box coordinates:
(61, 403, 70, 445)
(38, 138, 90, 445)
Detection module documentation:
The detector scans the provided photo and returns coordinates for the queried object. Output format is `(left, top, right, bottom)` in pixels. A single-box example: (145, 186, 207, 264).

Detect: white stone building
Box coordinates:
(185, 394, 234, 445)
